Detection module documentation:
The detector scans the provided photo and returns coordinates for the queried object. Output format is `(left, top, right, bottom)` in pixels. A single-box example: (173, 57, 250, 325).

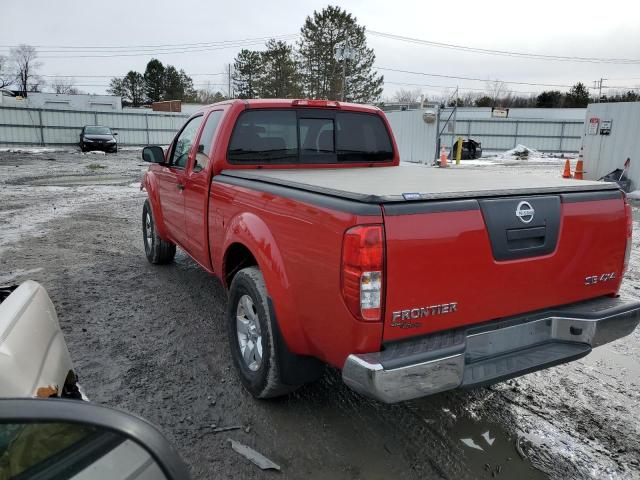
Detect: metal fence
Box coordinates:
(439, 117, 584, 154)
(0, 105, 189, 147)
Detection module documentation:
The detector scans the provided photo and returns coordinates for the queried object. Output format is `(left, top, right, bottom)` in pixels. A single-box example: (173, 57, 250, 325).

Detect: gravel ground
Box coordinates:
(1, 149, 639, 480)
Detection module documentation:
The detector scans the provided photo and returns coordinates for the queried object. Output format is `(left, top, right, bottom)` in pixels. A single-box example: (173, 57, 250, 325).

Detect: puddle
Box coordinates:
(442, 412, 547, 479)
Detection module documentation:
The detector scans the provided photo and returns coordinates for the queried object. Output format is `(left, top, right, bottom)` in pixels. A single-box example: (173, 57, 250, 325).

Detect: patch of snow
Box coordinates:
(499, 144, 542, 159)
(0, 147, 70, 154)
(481, 431, 495, 446)
(459, 159, 497, 166)
(460, 438, 484, 451)
(85, 151, 106, 155)
(627, 190, 640, 200)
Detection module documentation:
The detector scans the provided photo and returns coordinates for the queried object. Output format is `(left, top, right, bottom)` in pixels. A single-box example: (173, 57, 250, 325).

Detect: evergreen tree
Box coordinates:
(474, 96, 493, 107)
(107, 77, 126, 99)
(536, 90, 563, 108)
(232, 49, 264, 99)
(179, 69, 197, 102)
(123, 71, 146, 107)
(297, 6, 383, 103)
(108, 72, 145, 106)
(259, 40, 300, 98)
(149, 64, 196, 102)
(564, 82, 590, 107)
(144, 59, 165, 103)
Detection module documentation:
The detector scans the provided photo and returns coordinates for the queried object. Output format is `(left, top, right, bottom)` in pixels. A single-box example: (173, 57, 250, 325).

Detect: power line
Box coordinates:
(0, 34, 298, 51)
(375, 66, 579, 88)
(368, 30, 640, 65)
(383, 81, 542, 95)
(39, 73, 228, 78)
(0, 35, 299, 59)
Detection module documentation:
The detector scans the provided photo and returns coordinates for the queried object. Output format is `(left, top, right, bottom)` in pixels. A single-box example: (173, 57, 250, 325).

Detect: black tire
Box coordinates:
(80, 143, 86, 152)
(227, 267, 300, 399)
(142, 199, 176, 264)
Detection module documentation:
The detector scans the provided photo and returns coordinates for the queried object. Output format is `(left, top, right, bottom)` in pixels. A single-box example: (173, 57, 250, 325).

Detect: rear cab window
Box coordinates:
(227, 109, 393, 164)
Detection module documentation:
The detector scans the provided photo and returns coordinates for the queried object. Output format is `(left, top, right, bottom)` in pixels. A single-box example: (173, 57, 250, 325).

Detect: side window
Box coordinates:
(169, 115, 203, 169)
(194, 111, 223, 172)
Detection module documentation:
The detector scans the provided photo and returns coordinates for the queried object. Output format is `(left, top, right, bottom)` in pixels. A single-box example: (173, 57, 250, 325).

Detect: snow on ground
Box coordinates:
(628, 190, 640, 200)
(0, 147, 74, 154)
(499, 144, 543, 159)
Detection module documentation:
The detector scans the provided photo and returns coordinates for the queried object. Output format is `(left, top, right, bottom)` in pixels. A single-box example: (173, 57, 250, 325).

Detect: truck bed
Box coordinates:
(220, 165, 617, 203)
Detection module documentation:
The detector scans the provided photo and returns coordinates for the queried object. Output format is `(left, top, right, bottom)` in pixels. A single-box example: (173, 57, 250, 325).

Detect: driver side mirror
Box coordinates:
(142, 146, 166, 164)
(0, 398, 190, 480)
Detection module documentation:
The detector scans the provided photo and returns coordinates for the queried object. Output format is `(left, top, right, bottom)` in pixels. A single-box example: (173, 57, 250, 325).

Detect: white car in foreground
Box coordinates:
(0, 281, 189, 478)
(0, 281, 81, 399)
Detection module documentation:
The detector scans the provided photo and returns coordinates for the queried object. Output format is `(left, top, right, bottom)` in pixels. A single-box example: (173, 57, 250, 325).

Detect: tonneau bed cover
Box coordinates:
(220, 165, 618, 203)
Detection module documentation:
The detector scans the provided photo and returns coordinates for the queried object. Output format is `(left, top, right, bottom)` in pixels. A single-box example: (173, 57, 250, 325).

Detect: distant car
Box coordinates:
(80, 125, 118, 153)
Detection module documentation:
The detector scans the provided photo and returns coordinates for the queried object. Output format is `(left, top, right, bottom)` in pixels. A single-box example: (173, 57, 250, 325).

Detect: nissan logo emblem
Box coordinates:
(515, 201, 535, 223)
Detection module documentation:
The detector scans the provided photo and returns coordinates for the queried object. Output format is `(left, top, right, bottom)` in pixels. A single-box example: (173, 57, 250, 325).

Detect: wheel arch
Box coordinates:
(222, 212, 310, 355)
(142, 171, 170, 241)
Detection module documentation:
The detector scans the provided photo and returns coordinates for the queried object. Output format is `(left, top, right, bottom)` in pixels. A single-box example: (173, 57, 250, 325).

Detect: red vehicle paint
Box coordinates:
(141, 99, 636, 402)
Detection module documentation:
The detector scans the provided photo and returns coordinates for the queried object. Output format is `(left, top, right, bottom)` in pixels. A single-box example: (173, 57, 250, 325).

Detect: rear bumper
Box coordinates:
(342, 296, 640, 403)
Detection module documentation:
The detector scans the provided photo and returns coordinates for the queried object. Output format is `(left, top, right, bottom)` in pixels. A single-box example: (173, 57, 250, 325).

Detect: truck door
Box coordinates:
(156, 115, 204, 248)
(183, 110, 224, 266)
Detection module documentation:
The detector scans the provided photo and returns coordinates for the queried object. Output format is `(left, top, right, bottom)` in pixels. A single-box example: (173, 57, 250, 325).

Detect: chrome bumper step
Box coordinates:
(342, 296, 640, 403)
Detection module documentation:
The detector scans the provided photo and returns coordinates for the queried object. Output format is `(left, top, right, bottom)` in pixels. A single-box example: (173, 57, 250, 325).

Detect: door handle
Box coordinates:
(177, 183, 185, 190)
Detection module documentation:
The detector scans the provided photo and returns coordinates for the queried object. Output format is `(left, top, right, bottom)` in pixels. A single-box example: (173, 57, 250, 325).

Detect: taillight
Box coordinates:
(623, 196, 633, 276)
(341, 225, 384, 321)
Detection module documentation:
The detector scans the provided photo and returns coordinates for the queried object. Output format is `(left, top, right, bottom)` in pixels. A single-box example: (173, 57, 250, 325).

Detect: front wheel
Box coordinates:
(227, 267, 300, 399)
(142, 199, 176, 264)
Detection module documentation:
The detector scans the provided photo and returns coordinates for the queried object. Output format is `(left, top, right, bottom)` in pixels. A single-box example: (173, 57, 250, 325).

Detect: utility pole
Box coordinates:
(335, 29, 353, 102)
(227, 63, 232, 100)
(451, 86, 458, 155)
(596, 78, 607, 102)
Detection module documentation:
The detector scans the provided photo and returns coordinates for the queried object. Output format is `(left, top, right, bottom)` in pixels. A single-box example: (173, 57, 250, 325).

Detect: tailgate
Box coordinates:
(382, 190, 627, 342)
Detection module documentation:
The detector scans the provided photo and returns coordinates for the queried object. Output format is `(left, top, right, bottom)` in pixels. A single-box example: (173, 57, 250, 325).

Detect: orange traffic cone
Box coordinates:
(574, 147, 585, 179)
(562, 159, 572, 178)
(439, 145, 449, 168)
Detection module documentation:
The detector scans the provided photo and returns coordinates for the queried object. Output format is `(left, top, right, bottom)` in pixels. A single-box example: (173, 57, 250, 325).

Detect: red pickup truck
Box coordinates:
(141, 99, 639, 403)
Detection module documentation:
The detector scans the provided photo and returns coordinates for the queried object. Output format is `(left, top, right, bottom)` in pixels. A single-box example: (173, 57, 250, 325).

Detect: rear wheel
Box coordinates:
(227, 267, 300, 399)
(142, 199, 176, 264)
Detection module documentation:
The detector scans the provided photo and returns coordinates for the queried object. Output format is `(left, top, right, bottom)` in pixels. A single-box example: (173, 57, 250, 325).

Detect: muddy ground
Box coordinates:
(0, 148, 639, 480)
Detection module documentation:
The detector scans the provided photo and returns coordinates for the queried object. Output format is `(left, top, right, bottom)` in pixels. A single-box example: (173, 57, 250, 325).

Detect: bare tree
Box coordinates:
(393, 88, 422, 103)
(485, 80, 507, 107)
(0, 55, 15, 90)
(10, 45, 42, 97)
(195, 81, 226, 103)
(50, 77, 80, 95)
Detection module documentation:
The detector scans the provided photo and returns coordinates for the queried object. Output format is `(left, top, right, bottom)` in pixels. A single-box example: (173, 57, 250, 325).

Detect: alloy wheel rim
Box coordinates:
(236, 294, 263, 371)
(144, 213, 152, 252)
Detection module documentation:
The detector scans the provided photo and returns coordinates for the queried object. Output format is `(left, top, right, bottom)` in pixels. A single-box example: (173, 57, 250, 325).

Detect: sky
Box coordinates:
(1, 0, 640, 101)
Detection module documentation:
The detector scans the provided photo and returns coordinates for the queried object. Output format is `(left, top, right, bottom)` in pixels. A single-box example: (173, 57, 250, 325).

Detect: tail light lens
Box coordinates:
(341, 225, 384, 321)
(623, 196, 633, 276)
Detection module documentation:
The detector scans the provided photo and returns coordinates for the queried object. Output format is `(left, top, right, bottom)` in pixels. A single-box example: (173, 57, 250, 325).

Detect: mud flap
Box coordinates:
(267, 298, 324, 386)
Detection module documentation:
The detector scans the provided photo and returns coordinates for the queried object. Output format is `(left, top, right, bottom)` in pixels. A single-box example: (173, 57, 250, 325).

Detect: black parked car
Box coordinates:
(79, 125, 118, 153)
